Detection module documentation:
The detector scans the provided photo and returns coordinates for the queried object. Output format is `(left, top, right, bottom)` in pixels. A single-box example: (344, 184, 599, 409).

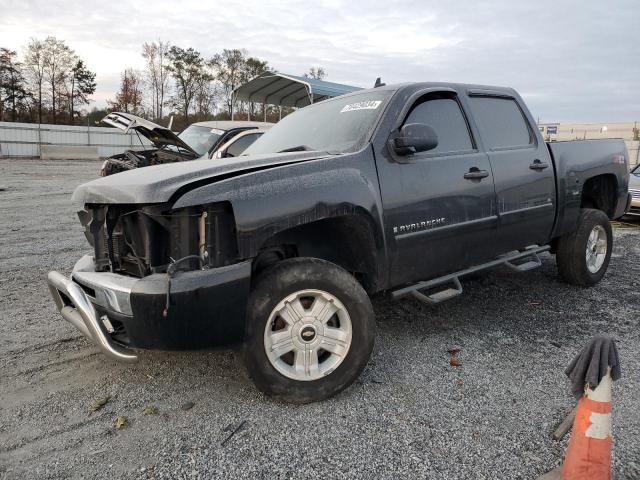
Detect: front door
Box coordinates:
(375, 91, 498, 287)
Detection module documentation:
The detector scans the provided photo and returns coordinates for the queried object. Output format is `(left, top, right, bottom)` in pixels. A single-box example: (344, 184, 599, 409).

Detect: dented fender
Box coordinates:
(171, 149, 387, 264)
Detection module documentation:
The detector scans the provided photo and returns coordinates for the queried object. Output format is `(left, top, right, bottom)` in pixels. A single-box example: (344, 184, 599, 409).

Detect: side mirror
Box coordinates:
(393, 123, 438, 156)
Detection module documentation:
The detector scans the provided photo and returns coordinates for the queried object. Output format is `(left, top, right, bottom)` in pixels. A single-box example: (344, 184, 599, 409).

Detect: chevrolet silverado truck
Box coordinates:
(48, 82, 631, 403)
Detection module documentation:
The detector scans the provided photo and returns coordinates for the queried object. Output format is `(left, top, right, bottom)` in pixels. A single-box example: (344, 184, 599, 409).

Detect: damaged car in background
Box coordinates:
(100, 112, 271, 176)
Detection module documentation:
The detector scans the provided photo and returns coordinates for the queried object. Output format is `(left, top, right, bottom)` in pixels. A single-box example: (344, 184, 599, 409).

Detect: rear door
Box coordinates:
(375, 89, 498, 286)
(465, 92, 556, 253)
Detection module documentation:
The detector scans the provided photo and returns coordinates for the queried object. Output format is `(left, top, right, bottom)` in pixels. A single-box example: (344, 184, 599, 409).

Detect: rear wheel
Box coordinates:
(242, 257, 375, 403)
(556, 208, 613, 286)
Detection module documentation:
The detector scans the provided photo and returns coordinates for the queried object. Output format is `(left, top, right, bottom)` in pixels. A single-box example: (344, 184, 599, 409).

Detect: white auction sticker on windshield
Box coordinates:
(210, 128, 225, 135)
(340, 100, 382, 113)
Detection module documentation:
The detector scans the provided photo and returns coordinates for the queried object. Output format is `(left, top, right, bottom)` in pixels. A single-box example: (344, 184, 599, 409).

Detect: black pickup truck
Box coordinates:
(48, 82, 631, 403)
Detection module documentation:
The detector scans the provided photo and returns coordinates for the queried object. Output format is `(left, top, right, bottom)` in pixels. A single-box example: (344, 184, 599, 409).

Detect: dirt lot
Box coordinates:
(1, 158, 639, 479)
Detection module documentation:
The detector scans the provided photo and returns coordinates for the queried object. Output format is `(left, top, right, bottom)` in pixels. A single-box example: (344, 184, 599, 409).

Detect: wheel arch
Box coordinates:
(253, 210, 383, 294)
(580, 173, 618, 219)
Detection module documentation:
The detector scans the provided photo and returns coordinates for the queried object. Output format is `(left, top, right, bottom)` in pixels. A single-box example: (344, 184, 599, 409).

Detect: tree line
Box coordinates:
(110, 42, 326, 129)
(0, 36, 326, 129)
(0, 37, 96, 125)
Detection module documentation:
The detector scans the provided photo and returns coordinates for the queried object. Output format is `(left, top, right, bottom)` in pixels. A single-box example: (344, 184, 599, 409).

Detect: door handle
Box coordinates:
(529, 159, 549, 171)
(464, 168, 489, 180)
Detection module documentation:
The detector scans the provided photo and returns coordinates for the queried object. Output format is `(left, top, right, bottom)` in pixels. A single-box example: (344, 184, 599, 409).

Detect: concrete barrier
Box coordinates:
(40, 145, 100, 160)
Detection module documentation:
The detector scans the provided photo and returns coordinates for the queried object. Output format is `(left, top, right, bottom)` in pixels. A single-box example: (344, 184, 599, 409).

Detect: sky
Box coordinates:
(0, 0, 637, 123)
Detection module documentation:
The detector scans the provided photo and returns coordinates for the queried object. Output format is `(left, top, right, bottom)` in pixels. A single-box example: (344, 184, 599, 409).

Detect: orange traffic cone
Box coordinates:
(560, 369, 613, 479)
(539, 335, 620, 480)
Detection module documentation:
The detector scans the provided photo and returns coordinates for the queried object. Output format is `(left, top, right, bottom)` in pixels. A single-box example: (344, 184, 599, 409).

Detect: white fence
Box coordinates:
(0, 121, 151, 159)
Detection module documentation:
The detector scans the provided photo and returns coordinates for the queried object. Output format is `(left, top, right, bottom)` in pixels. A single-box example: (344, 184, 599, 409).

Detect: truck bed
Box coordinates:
(546, 138, 630, 237)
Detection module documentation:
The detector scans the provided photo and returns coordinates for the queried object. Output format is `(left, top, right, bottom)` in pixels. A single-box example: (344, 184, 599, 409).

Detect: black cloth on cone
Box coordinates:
(565, 334, 621, 399)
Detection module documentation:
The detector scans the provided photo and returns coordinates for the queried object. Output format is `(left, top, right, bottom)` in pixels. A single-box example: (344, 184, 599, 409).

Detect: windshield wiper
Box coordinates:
(277, 145, 314, 153)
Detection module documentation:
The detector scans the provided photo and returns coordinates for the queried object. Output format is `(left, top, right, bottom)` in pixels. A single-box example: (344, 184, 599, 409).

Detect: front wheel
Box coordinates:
(242, 258, 375, 403)
(556, 208, 613, 286)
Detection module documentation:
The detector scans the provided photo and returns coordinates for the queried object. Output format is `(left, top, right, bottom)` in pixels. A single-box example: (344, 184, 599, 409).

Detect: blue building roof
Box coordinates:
(233, 72, 362, 108)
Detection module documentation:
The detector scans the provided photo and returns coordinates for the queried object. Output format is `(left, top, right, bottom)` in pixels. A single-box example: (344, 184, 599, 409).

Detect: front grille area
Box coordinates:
(84, 205, 182, 277)
(630, 189, 640, 200)
(78, 203, 238, 277)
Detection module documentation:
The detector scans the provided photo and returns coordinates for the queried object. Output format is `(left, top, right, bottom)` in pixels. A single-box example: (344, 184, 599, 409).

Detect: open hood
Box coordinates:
(102, 112, 198, 156)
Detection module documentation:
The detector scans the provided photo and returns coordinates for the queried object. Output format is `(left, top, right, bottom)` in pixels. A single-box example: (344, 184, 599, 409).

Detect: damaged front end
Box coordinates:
(79, 202, 239, 276)
(48, 201, 252, 359)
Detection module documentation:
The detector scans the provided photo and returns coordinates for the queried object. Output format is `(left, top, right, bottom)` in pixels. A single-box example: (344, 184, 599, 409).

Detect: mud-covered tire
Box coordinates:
(242, 257, 375, 404)
(556, 208, 613, 286)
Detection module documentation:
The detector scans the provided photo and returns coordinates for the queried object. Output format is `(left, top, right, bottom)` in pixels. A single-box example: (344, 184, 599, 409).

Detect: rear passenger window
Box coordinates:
(469, 96, 532, 149)
(404, 97, 473, 155)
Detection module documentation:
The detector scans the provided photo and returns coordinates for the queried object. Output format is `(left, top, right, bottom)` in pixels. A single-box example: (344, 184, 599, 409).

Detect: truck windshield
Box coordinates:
(178, 125, 223, 156)
(243, 90, 392, 155)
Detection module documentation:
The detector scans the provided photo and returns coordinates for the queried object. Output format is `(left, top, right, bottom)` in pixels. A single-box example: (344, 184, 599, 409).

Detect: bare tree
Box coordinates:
(107, 68, 144, 115)
(42, 36, 74, 123)
(210, 49, 248, 118)
(24, 38, 47, 123)
(193, 74, 217, 117)
(167, 46, 209, 122)
(142, 40, 170, 121)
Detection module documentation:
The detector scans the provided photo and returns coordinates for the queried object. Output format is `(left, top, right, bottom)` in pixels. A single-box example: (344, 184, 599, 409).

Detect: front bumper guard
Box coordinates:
(47, 271, 138, 363)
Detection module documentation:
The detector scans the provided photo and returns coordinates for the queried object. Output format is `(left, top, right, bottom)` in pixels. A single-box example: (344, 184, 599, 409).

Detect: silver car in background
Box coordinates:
(628, 163, 640, 217)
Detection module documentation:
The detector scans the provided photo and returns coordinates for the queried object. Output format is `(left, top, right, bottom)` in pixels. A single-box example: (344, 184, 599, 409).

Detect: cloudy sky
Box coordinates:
(0, 0, 637, 122)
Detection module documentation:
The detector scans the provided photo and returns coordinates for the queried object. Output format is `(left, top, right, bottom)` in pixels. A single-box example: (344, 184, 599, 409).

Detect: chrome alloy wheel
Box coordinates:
(263, 289, 353, 381)
(586, 224, 608, 274)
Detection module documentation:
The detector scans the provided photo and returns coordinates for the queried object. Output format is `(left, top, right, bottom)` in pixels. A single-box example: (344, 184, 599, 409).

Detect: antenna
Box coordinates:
(374, 77, 386, 88)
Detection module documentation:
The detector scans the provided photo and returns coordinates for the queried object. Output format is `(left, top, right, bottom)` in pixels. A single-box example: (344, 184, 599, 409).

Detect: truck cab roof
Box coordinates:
(353, 81, 518, 98)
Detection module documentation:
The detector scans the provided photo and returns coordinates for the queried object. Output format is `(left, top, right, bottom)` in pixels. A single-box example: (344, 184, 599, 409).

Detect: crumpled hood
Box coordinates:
(73, 151, 326, 205)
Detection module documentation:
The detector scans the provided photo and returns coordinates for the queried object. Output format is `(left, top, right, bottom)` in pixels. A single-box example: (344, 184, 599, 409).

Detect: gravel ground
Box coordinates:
(1, 158, 639, 479)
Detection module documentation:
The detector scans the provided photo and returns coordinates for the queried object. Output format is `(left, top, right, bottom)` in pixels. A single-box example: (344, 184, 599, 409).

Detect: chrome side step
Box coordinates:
(47, 271, 138, 363)
(391, 245, 550, 306)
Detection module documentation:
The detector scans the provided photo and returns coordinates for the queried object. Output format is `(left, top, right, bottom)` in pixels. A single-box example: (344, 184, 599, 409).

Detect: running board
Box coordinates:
(391, 245, 550, 306)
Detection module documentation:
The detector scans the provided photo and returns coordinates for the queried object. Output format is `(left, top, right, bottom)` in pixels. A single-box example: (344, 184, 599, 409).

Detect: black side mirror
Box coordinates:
(393, 123, 438, 156)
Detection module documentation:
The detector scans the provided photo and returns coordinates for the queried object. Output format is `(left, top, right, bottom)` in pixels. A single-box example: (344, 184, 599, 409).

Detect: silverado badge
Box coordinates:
(393, 218, 446, 235)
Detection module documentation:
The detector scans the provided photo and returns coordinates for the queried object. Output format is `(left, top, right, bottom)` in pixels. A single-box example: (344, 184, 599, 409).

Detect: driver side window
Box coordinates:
(404, 95, 473, 155)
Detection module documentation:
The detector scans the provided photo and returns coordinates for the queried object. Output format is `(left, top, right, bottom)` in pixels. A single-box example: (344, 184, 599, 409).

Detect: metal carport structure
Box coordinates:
(232, 72, 362, 120)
